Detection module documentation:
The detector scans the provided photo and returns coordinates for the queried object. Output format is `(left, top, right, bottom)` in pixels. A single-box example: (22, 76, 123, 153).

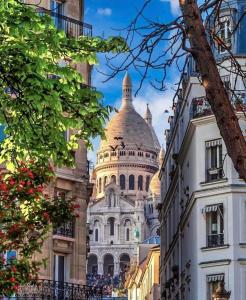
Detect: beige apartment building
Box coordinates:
(22, 0, 92, 286)
(125, 243, 161, 300)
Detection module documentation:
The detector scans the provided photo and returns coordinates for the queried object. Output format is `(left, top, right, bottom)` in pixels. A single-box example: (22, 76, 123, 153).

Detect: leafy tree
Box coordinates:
(0, 0, 126, 296)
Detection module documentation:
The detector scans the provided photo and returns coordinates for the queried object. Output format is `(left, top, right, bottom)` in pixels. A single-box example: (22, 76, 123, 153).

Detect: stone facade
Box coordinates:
(159, 1, 246, 299)
(87, 73, 162, 276)
(24, 0, 91, 285)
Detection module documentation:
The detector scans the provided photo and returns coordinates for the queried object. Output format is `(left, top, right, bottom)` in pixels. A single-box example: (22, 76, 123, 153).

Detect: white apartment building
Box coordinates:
(159, 1, 246, 299)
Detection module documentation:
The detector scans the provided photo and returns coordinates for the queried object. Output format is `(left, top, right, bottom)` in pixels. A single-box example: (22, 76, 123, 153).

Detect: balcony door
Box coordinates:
(54, 255, 65, 282)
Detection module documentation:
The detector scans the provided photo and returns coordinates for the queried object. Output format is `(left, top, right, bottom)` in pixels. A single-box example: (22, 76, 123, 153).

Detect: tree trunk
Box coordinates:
(180, 0, 246, 181)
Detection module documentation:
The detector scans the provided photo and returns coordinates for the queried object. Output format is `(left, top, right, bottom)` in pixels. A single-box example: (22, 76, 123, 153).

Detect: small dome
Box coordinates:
(149, 171, 160, 195)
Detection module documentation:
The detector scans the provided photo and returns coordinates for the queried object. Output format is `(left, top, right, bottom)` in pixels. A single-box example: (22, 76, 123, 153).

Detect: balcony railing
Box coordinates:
(207, 233, 224, 248)
(206, 167, 224, 182)
(53, 220, 75, 238)
(11, 279, 103, 300)
(38, 8, 92, 38)
(191, 93, 246, 119)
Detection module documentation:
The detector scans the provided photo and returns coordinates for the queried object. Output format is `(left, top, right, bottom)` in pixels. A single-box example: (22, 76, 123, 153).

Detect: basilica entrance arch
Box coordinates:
(103, 254, 114, 276)
(87, 254, 98, 274)
(119, 253, 130, 273)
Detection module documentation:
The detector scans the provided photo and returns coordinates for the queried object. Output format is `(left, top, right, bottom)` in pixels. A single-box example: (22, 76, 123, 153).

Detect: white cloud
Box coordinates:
(97, 8, 112, 16)
(160, 0, 180, 16)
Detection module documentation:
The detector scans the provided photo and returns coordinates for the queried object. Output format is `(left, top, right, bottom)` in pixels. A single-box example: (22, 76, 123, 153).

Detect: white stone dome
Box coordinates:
(100, 73, 155, 152)
(100, 104, 155, 151)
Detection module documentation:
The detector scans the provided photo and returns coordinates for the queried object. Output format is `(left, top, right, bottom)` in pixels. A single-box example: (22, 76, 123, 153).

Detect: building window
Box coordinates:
(202, 204, 224, 248)
(207, 274, 224, 300)
(205, 139, 223, 181)
(126, 228, 130, 241)
(104, 176, 108, 188)
(129, 175, 135, 190)
(120, 151, 126, 156)
(111, 175, 116, 184)
(108, 218, 115, 236)
(218, 17, 232, 53)
(99, 178, 102, 193)
(138, 175, 143, 191)
(138, 152, 143, 157)
(95, 228, 99, 242)
(129, 151, 135, 156)
(120, 174, 126, 190)
(146, 176, 150, 192)
(50, 0, 65, 30)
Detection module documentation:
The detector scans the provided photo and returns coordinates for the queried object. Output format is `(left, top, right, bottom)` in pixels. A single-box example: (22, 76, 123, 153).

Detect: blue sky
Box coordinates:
(84, 0, 181, 163)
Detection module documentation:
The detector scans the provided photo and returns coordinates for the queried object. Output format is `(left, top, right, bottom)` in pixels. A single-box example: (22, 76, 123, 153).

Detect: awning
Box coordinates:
(202, 204, 222, 213)
(205, 139, 222, 148)
(207, 274, 224, 282)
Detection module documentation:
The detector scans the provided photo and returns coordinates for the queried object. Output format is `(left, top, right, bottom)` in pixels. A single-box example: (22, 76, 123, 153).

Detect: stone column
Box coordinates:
(114, 260, 120, 275)
(98, 260, 103, 275)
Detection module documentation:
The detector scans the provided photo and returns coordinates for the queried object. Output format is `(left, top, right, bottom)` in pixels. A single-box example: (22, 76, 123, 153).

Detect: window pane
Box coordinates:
(129, 175, 135, 190)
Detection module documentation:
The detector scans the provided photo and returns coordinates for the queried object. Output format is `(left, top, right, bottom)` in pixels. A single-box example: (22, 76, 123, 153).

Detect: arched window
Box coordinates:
(111, 175, 116, 184)
(104, 176, 107, 188)
(129, 175, 135, 190)
(146, 176, 150, 192)
(95, 228, 99, 242)
(99, 178, 102, 193)
(120, 174, 126, 190)
(126, 228, 130, 241)
(138, 175, 143, 191)
(108, 218, 115, 236)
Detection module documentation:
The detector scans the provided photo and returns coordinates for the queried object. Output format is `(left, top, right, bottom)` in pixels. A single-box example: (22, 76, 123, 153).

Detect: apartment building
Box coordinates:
(159, 1, 246, 299)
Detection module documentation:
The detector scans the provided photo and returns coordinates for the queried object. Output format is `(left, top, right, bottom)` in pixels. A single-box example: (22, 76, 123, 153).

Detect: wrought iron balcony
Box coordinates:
(53, 220, 75, 238)
(13, 279, 103, 300)
(191, 92, 246, 119)
(206, 167, 224, 182)
(38, 8, 92, 38)
(207, 233, 224, 248)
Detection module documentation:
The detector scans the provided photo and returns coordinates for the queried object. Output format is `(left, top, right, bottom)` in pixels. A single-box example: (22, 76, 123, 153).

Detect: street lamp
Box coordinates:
(212, 282, 231, 300)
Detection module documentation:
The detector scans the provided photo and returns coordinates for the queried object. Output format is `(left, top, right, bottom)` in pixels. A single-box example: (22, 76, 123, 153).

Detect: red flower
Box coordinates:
(43, 212, 50, 220)
(0, 182, 8, 191)
(28, 171, 34, 179)
(20, 180, 25, 186)
(13, 285, 19, 291)
(27, 188, 34, 194)
(26, 181, 31, 186)
(16, 185, 22, 192)
(73, 204, 80, 209)
(11, 266, 17, 273)
(37, 185, 43, 193)
(8, 178, 15, 186)
(10, 277, 15, 283)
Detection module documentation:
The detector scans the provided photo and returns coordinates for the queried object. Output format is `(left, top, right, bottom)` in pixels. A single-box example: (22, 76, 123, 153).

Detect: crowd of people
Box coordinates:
(87, 272, 126, 296)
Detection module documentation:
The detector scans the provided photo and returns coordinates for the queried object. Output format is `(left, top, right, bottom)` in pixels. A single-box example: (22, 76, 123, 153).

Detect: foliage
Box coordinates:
(0, 0, 126, 296)
(0, 161, 79, 296)
(0, 0, 127, 167)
